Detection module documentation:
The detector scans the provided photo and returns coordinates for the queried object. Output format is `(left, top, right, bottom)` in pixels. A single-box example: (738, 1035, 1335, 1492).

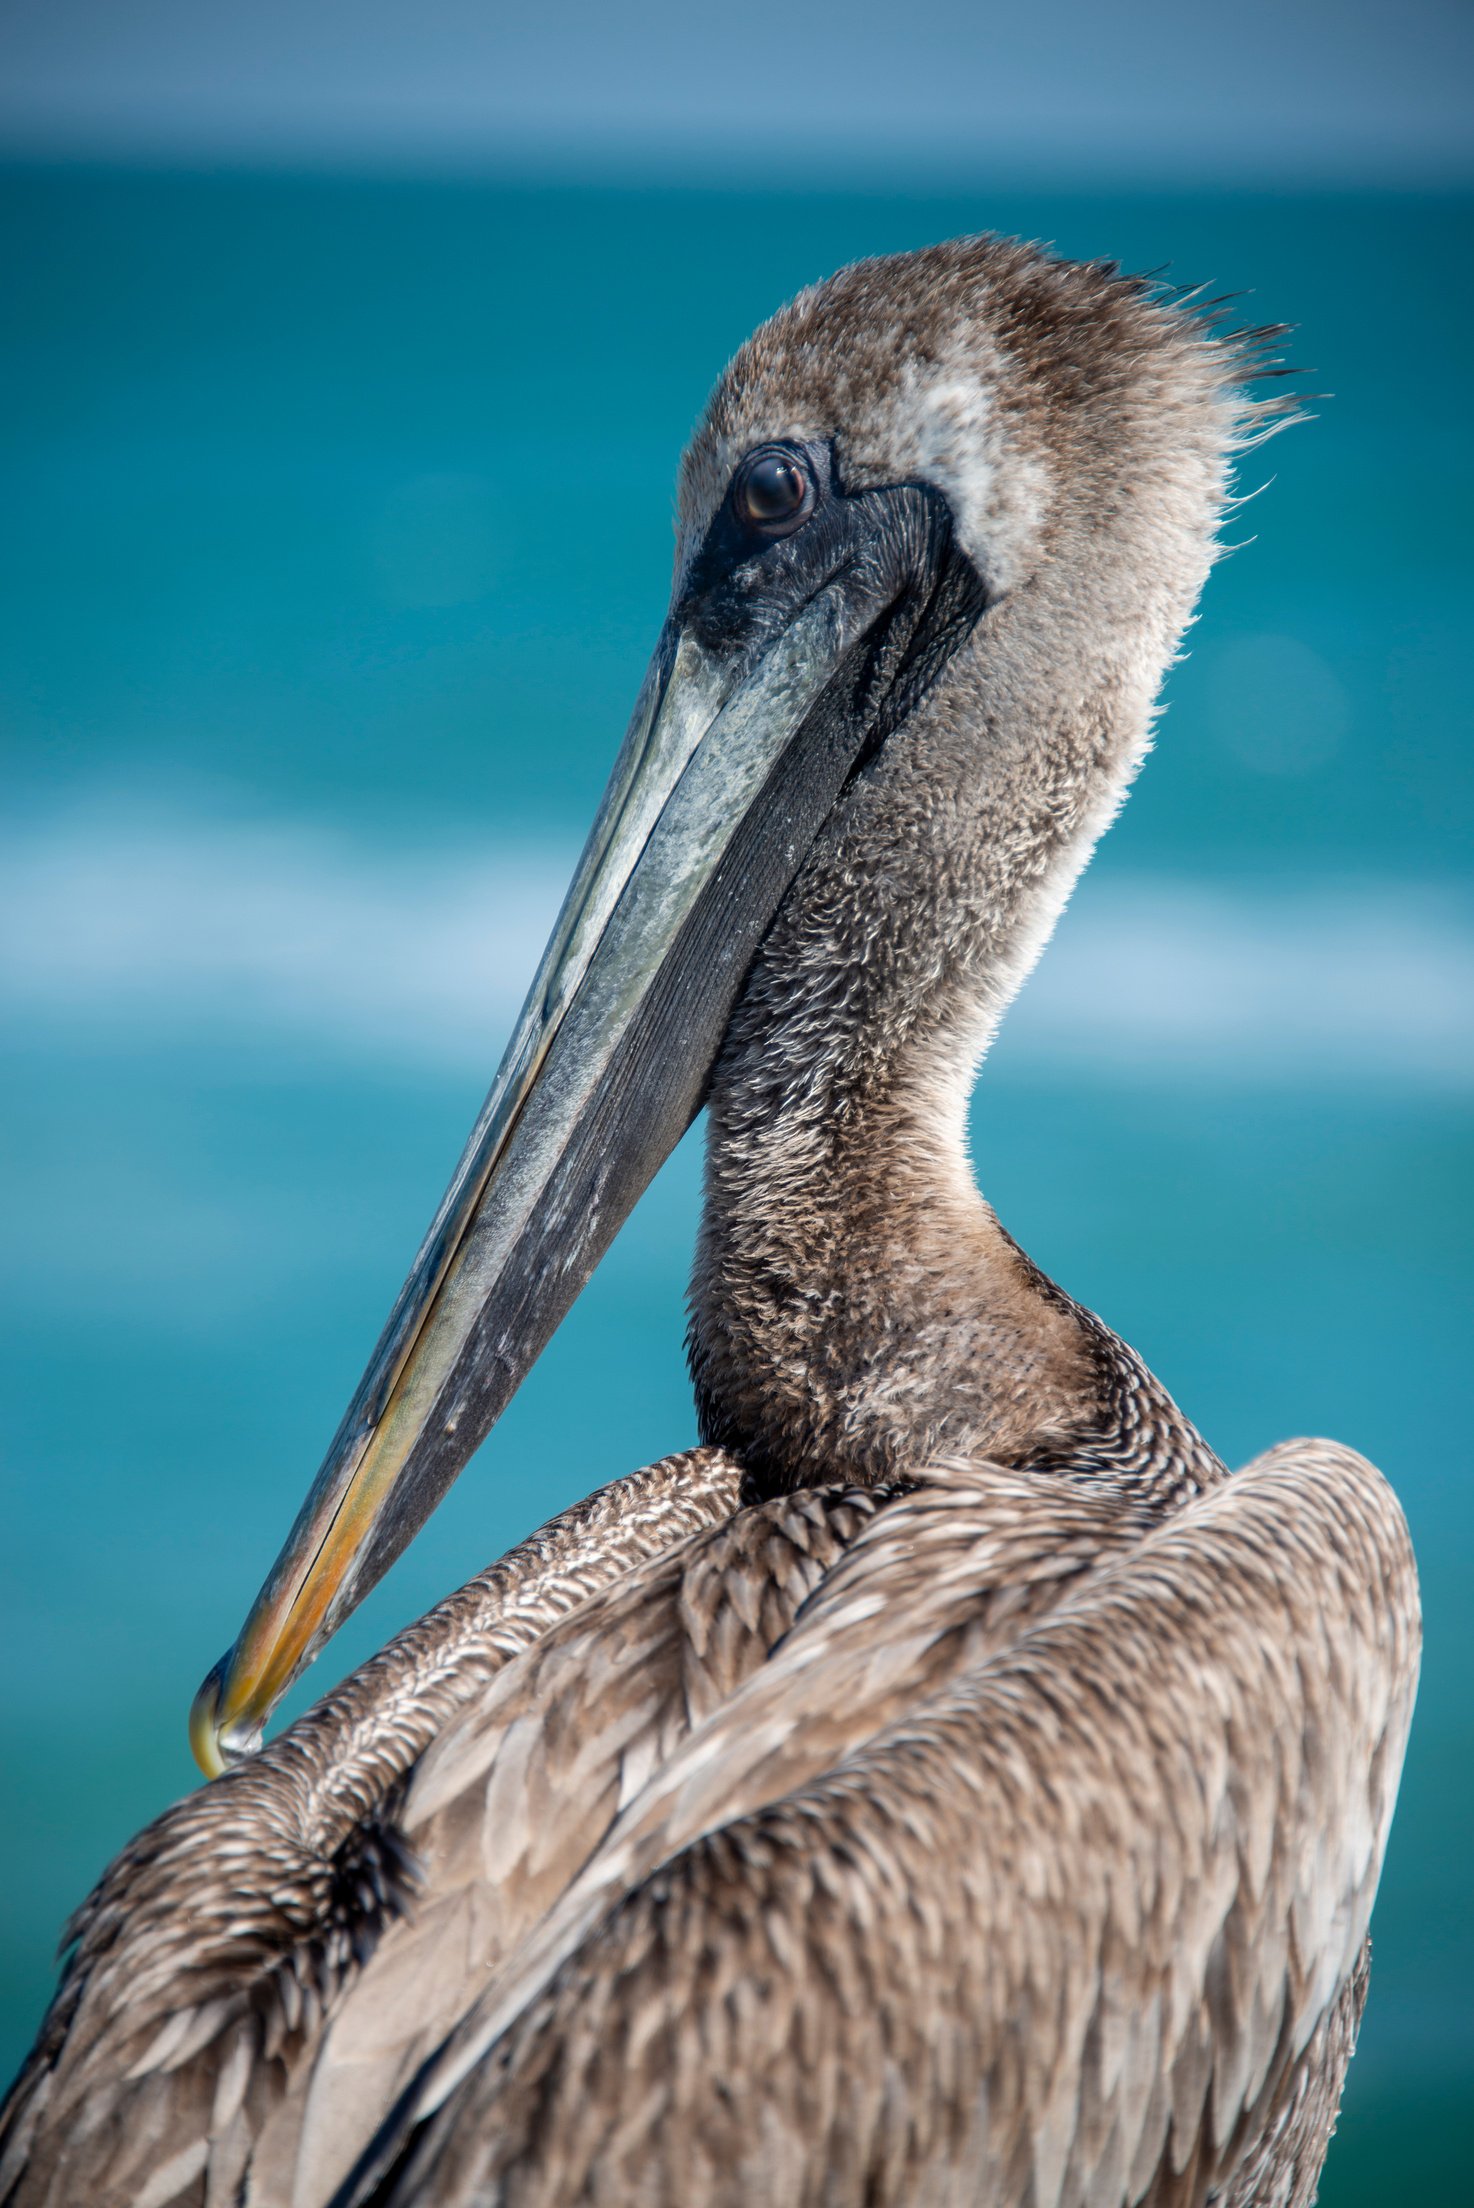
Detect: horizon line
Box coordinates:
(2, 134, 1471, 197)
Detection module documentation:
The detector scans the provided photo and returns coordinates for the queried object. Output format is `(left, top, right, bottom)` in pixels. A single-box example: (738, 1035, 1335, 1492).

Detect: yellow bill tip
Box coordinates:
(188, 1658, 231, 1780)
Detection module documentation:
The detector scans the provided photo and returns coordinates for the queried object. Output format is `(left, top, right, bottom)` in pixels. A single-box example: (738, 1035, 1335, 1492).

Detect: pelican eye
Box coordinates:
(732, 446, 815, 537)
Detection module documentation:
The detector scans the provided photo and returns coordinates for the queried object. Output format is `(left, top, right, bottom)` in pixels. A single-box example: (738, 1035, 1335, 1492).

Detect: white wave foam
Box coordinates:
(4, 804, 1471, 1088)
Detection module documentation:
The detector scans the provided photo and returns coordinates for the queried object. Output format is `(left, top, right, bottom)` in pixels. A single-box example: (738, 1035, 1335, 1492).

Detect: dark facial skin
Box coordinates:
(680, 440, 989, 776)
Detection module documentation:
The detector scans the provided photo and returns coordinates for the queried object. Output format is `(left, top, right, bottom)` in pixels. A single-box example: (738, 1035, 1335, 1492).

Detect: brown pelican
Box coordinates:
(1, 235, 1418, 2208)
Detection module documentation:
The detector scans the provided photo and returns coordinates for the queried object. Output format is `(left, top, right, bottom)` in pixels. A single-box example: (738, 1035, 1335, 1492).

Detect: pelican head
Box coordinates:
(193, 235, 1270, 1774)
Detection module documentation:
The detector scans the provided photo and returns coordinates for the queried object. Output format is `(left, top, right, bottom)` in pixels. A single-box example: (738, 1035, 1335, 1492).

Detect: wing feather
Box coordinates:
(247, 1481, 899, 2204)
(0, 1449, 743, 2208)
(344, 1443, 1418, 2208)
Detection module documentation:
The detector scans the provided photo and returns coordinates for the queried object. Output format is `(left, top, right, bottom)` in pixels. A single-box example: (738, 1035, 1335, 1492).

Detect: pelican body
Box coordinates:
(1, 236, 1418, 2208)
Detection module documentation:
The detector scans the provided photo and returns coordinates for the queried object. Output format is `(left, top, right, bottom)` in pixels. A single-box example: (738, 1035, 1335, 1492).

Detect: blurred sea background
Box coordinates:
(1, 5, 1471, 2200)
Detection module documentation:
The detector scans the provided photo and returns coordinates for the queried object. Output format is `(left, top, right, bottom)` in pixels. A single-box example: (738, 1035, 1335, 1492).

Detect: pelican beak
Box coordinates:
(191, 461, 985, 1777)
(192, 615, 864, 1772)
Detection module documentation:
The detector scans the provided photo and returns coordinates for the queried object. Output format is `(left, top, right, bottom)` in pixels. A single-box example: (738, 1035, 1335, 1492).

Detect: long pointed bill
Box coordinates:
(190, 553, 919, 1775)
(191, 455, 987, 1776)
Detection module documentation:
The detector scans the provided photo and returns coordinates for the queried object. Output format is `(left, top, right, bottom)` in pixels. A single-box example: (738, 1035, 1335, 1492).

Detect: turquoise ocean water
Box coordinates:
(1, 167, 1470, 2197)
